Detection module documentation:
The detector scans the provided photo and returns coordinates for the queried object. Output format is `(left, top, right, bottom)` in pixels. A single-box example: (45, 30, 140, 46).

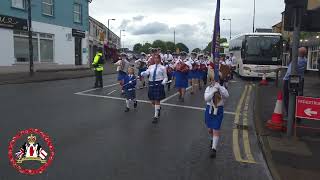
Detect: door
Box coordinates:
(75, 37, 82, 65)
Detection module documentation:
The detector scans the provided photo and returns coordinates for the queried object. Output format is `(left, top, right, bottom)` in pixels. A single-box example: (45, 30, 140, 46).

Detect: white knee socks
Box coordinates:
(212, 136, 219, 150)
(154, 105, 161, 117)
(126, 100, 130, 108)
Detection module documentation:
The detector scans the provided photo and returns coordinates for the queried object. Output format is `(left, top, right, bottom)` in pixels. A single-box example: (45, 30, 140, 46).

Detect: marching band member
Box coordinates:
(123, 67, 138, 112)
(204, 73, 229, 158)
(141, 54, 168, 124)
(164, 54, 174, 91)
(174, 51, 192, 102)
(135, 52, 148, 89)
(163, 50, 173, 63)
(198, 54, 208, 89)
(188, 52, 200, 94)
(114, 53, 130, 94)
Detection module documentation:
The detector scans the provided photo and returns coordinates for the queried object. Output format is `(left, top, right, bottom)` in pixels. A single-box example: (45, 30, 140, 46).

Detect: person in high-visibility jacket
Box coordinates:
(92, 50, 104, 88)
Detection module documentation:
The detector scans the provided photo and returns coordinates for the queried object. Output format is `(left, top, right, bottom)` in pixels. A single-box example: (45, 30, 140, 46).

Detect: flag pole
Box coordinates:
(211, 0, 221, 82)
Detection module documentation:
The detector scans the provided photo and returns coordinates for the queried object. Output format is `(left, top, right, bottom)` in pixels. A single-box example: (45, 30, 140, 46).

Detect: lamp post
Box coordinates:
(223, 18, 232, 40)
(120, 29, 125, 50)
(121, 34, 126, 50)
(107, 18, 116, 45)
(27, 0, 34, 76)
(253, 0, 256, 32)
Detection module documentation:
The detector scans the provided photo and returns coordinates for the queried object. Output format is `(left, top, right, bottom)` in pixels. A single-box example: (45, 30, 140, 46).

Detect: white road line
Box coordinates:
(74, 83, 118, 94)
(107, 90, 117, 95)
(76, 93, 151, 103)
(161, 103, 236, 115)
(161, 86, 192, 103)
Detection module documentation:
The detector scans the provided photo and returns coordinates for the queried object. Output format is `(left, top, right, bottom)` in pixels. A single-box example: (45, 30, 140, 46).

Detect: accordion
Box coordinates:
(176, 62, 189, 73)
(200, 64, 207, 71)
(167, 66, 174, 74)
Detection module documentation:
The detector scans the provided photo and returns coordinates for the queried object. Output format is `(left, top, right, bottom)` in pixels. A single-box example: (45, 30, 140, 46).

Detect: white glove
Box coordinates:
(161, 80, 167, 85)
(129, 81, 132, 84)
(213, 82, 220, 89)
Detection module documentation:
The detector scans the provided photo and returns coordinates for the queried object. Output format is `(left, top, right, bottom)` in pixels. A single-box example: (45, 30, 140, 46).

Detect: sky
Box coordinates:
(89, 0, 285, 51)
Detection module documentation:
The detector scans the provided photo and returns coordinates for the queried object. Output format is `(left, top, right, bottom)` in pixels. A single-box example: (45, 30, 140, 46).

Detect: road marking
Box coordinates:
(74, 83, 119, 94)
(76, 91, 236, 115)
(160, 86, 192, 103)
(107, 90, 117, 95)
(233, 85, 248, 162)
(242, 85, 256, 163)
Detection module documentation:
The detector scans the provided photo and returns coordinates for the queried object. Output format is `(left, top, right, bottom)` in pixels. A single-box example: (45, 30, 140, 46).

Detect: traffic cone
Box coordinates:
(259, 74, 268, 86)
(266, 91, 286, 131)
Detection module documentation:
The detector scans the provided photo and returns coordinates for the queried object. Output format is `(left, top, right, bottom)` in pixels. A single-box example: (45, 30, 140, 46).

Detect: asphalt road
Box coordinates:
(0, 74, 272, 180)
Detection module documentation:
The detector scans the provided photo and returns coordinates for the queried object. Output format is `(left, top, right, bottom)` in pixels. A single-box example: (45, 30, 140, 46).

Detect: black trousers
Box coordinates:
(95, 71, 103, 87)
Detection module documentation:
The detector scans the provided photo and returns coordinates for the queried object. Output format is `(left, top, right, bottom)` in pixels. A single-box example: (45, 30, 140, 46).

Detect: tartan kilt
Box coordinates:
(148, 81, 166, 101)
(125, 89, 136, 100)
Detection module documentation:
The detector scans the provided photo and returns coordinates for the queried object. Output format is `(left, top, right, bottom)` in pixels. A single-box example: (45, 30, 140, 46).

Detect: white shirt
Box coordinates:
(204, 82, 229, 107)
(231, 56, 236, 66)
(141, 64, 168, 82)
(225, 59, 232, 66)
(115, 59, 130, 72)
(163, 54, 173, 62)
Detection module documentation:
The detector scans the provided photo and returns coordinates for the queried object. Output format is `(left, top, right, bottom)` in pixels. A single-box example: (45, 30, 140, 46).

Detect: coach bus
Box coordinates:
(229, 33, 283, 78)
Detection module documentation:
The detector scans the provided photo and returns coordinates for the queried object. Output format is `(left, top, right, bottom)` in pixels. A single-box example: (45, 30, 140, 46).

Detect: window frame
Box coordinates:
(42, 0, 54, 17)
(73, 3, 82, 24)
(11, 0, 26, 10)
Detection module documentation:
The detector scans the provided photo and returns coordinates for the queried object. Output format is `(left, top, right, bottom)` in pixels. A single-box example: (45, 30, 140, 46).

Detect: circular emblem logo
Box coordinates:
(8, 128, 55, 175)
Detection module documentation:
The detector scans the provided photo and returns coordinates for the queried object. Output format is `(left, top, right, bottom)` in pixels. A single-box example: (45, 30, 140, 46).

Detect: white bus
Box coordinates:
(229, 33, 283, 78)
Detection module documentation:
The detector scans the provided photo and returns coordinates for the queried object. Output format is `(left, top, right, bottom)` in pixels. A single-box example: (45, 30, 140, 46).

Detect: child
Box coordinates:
(123, 67, 138, 112)
(204, 73, 229, 158)
(115, 53, 130, 95)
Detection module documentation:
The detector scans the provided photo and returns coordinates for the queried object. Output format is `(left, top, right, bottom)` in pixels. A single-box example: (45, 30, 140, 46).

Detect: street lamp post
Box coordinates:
(27, 0, 34, 76)
(253, 0, 256, 32)
(223, 18, 232, 40)
(121, 34, 126, 50)
(107, 18, 116, 45)
(120, 29, 125, 50)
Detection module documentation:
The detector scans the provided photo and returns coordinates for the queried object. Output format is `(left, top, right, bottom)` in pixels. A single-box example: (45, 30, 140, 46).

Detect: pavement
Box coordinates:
(0, 61, 117, 85)
(254, 70, 320, 180)
(0, 74, 272, 180)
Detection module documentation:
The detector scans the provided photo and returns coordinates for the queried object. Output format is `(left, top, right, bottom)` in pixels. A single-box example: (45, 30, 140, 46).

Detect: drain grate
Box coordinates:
(234, 123, 250, 130)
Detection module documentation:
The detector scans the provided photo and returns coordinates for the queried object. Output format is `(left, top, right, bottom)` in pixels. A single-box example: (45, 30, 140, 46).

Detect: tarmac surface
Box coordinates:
(0, 74, 272, 180)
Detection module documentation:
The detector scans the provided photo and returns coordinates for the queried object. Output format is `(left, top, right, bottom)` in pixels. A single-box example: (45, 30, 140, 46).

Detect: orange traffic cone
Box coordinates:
(260, 73, 268, 86)
(266, 91, 286, 131)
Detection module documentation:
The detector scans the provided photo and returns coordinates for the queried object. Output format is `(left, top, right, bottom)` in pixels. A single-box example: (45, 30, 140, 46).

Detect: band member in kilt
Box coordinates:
(164, 54, 174, 91)
(123, 67, 138, 112)
(135, 52, 148, 89)
(174, 52, 192, 102)
(115, 53, 130, 94)
(204, 72, 229, 158)
(141, 54, 168, 123)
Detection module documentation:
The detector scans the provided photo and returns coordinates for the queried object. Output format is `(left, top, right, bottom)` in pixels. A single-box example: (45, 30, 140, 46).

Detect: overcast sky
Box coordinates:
(89, 0, 285, 50)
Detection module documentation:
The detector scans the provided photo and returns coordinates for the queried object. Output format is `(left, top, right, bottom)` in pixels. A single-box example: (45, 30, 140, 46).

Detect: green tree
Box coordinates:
(176, 42, 189, 53)
(166, 41, 176, 53)
(133, 43, 142, 53)
(192, 48, 201, 53)
(152, 40, 167, 51)
(203, 37, 228, 53)
(140, 43, 152, 54)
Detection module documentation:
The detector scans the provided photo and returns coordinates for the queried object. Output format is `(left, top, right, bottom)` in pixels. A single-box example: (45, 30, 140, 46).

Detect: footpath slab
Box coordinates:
(254, 71, 320, 180)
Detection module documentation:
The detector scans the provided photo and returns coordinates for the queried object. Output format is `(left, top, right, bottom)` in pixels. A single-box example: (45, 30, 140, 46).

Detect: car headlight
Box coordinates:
(243, 66, 251, 71)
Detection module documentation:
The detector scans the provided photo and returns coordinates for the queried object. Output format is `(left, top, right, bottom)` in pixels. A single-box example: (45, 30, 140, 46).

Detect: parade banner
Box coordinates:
(211, 0, 221, 81)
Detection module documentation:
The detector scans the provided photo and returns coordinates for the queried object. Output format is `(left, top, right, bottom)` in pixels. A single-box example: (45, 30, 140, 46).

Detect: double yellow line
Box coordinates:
(232, 84, 256, 164)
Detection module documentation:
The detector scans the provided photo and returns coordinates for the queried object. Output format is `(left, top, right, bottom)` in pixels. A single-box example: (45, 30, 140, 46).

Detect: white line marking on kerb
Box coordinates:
(75, 92, 236, 115)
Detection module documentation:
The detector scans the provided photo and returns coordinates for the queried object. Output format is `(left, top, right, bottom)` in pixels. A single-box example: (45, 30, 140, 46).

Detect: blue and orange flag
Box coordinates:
(211, 0, 221, 81)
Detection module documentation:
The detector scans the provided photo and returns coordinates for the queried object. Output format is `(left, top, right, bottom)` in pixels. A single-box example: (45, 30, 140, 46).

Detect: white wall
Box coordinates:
(32, 21, 74, 65)
(0, 29, 14, 66)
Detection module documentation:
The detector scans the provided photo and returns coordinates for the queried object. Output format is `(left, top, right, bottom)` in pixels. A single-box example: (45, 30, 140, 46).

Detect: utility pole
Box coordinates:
(27, 0, 34, 76)
(287, 7, 302, 136)
(253, 0, 256, 32)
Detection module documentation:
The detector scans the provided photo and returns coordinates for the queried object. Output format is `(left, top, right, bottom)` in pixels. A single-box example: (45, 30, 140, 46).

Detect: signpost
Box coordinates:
(296, 96, 320, 120)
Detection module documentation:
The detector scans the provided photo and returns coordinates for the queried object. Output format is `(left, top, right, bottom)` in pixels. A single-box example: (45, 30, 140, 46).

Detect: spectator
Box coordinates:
(283, 47, 308, 115)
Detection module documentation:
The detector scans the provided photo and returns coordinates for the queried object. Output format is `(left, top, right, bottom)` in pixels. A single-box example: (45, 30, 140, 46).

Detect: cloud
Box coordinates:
(119, 19, 131, 29)
(132, 15, 145, 21)
(131, 22, 170, 35)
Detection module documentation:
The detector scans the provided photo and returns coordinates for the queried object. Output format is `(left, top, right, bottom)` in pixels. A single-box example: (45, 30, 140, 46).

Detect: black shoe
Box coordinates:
(209, 140, 213, 149)
(191, 91, 194, 95)
(152, 117, 159, 124)
(143, 82, 146, 87)
(94, 85, 99, 88)
(210, 149, 216, 159)
(180, 97, 185, 102)
(134, 101, 138, 108)
(124, 108, 130, 112)
(158, 109, 161, 117)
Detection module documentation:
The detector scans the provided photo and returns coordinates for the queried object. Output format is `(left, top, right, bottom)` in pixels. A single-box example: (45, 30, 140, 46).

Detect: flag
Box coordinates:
(211, 0, 221, 81)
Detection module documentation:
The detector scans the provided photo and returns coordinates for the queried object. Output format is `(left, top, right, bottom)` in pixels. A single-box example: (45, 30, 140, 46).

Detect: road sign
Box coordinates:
(296, 96, 320, 120)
